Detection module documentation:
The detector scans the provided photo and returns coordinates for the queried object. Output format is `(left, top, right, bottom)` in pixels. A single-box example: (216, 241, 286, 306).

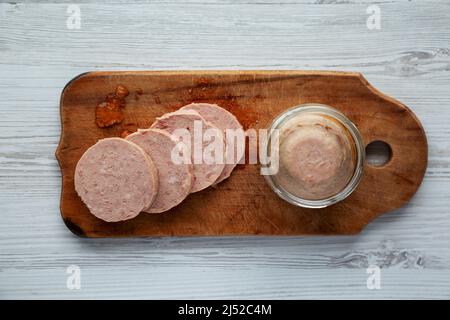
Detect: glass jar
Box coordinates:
(262, 104, 365, 208)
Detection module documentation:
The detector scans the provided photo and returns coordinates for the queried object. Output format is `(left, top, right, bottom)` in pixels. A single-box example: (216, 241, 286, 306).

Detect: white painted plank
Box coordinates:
(1, 267, 450, 299)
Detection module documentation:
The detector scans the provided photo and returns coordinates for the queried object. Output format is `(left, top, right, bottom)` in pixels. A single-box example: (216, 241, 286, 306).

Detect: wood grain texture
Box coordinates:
(0, 0, 449, 299)
(57, 70, 427, 237)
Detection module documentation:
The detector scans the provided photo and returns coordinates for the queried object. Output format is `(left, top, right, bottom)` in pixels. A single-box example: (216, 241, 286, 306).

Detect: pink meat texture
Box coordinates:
(180, 103, 244, 184)
(126, 129, 194, 213)
(150, 109, 226, 193)
(74, 138, 158, 222)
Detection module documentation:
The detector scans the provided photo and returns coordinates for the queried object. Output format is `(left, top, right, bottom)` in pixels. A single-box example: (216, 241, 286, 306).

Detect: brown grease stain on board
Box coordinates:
(133, 88, 144, 101)
(95, 85, 129, 128)
(120, 130, 132, 138)
(182, 77, 260, 130)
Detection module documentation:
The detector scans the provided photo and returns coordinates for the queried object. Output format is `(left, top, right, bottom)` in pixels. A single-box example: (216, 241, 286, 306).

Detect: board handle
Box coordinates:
(349, 73, 427, 213)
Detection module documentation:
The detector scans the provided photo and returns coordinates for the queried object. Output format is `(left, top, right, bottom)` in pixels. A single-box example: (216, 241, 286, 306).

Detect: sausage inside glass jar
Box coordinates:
(263, 104, 365, 208)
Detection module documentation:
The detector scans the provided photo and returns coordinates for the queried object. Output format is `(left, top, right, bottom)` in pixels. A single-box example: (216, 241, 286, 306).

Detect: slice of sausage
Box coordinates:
(126, 129, 194, 213)
(180, 103, 244, 184)
(74, 137, 158, 222)
(150, 110, 225, 193)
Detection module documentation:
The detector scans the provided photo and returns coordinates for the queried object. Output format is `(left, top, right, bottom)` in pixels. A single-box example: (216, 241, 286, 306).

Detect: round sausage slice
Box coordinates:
(126, 129, 194, 213)
(151, 110, 225, 193)
(180, 103, 244, 184)
(74, 137, 158, 222)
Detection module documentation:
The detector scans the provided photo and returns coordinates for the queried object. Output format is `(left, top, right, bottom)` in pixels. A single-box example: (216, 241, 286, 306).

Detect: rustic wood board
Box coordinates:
(56, 71, 427, 237)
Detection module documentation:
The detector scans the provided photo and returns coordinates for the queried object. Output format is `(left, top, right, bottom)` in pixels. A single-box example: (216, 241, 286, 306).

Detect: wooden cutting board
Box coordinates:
(56, 71, 427, 237)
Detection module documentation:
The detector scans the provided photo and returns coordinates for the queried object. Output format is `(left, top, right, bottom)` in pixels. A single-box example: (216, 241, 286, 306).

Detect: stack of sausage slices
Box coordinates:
(74, 103, 244, 222)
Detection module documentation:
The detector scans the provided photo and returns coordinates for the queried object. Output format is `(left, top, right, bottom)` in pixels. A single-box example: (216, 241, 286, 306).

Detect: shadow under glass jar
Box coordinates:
(262, 104, 365, 208)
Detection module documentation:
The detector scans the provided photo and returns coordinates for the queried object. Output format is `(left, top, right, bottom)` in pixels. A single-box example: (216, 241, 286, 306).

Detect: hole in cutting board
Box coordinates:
(365, 140, 392, 167)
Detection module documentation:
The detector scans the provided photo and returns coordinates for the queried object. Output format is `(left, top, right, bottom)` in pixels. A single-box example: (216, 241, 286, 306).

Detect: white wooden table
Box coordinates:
(1, 0, 449, 299)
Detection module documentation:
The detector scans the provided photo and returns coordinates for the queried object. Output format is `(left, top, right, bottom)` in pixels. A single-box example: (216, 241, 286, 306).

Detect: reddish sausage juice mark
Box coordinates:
(95, 85, 129, 128)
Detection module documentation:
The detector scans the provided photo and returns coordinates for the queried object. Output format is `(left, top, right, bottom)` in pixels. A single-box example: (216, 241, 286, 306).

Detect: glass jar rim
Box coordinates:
(263, 103, 365, 208)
